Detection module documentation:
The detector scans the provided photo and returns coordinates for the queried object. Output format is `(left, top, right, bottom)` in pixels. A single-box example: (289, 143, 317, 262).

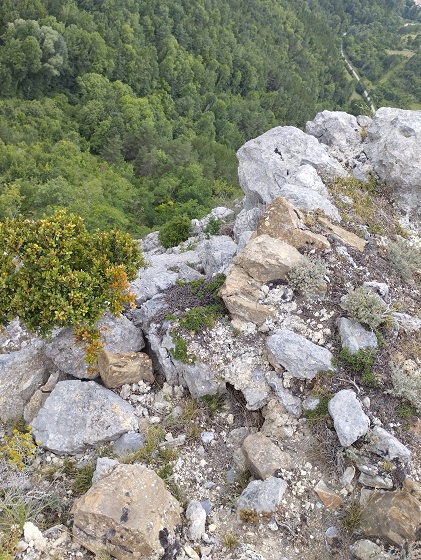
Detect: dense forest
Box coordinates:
(0, 0, 419, 236)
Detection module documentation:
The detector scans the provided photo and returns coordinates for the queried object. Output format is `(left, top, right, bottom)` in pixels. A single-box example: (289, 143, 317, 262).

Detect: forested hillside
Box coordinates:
(0, 0, 419, 235)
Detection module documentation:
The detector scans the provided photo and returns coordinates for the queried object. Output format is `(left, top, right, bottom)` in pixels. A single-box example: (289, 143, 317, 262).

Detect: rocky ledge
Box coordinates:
(0, 108, 420, 560)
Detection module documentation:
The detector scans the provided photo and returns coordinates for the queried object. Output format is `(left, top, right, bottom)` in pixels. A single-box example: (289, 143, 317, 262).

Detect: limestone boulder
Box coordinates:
(199, 235, 237, 275)
(328, 390, 370, 447)
(337, 317, 378, 355)
(43, 313, 145, 380)
(242, 432, 295, 479)
(233, 234, 307, 283)
(237, 125, 346, 211)
(364, 108, 421, 219)
(0, 341, 48, 422)
(367, 426, 411, 462)
(360, 490, 421, 547)
(233, 208, 263, 242)
(31, 380, 138, 454)
(72, 464, 181, 560)
(276, 182, 341, 221)
(219, 265, 276, 326)
(256, 197, 329, 250)
(178, 362, 226, 399)
(266, 329, 335, 380)
(98, 350, 154, 388)
(236, 477, 287, 516)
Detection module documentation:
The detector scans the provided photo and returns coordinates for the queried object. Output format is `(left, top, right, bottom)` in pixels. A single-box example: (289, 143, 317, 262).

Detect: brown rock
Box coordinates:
(403, 477, 421, 503)
(219, 265, 276, 325)
(318, 217, 366, 252)
(233, 234, 307, 283)
(256, 197, 330, 250)
(72, 464, 181, 560)
(314, 480, 344, 510)
(242, 432, 294, 479)
(360, 490, 421, 546)
(98, 351, 154, 388)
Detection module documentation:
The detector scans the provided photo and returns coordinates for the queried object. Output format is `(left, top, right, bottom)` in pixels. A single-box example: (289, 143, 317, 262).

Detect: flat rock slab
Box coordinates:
(98, 350, 154, 388)
(360, 490, 421, 547)
(266, 329, 335, 379)
(318, 217, 366, 252)
(236, 476, 287, 515)
(367, 426, 411, 462)
(314, 480, 343, 510)
(72, 464, 181, 560)
(328, 390, 370, 447)
(242, 432, 294, 479)
(31, 380, 137, 454)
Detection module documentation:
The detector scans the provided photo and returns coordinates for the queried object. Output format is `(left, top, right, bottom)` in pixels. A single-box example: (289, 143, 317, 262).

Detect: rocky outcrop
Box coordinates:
(72, 464, 181, 560)
(31, 381, 138, 454)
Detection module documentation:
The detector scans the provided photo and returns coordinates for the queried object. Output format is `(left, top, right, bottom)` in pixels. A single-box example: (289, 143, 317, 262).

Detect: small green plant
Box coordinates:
(72, 463, 95, 495)
(204, 217, 222, 238)
(0, 428, 37, 471)
(390, 362, 421, 413)
(179, 304, 222, 332)
(303, 395, 333, 420)
(387, 239, 421, 287)
(397, 402, 415, 419)
(287, 257, 328, 299)
(223, 531, 240, 550)
(340, 500, 364, 533)
(341, 286, 388, 330)
(338, 347, 377, 386)
(158, 214, 191, 248)
(200, 394, 226, 416)
(170, 332, 195, 364)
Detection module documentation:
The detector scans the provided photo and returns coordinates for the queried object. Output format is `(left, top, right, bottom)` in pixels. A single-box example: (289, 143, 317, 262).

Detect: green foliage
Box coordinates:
(179, 305, 223, 332)
(287, 257, 328, 299)
(170, 333, 195, 364)
(340, 286, 388, 330)
(204, 217, 222, 238)
(158, 214, 191, 249)
(387, 239, 421, 287)
(390, 362, 421, 413)
(339, 347, 377, 386)
(340, 500, 364, 533)
(72, 463, 95, 495)
(200, 394, 226, 416)
(0, 210, 143, 362)
(303, 395, 333, 420)
(223, 531, 240, 550)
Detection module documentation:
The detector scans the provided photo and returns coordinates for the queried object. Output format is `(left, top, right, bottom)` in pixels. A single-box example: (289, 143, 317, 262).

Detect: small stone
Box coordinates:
(359, 472, 393, 490)
(314, 480, 343, 510)
(341, 466, 356, 487)
(186, 500, 207, 541)
(201, 431, 215, 444)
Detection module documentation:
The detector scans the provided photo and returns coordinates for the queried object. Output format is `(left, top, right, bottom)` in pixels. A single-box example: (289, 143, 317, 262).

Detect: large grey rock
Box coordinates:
(350, 539, 394, 560)
(72, 464, 181, 560)
(337, 317, 378, 354)
(233, 235, 307, 283)
(43, 313, 144, 380)
(31, 380, 137, 454)
(306, 110, 363, 163)
(199, 235, 237, 275)
(236, 476, 288, 515)
(237, 125, 346, 211)
(266, 329, 335, 380)
(0, 318, 36, 353)
(288, 164, 330, 197)
(276, 182, 341, 221)
(131, 267, 178, 305)
(179, 362, 226, 398)
(328, 390, 370, 447)
(364, 108, 421, 219)
(233, 208, 264, 241)
(367, 426, 411, 462)
(0, 341, 48, 422)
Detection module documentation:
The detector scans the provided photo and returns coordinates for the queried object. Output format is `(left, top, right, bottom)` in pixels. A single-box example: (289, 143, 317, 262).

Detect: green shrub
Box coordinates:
(179, 304, 223, 332)
(339, 347, 377, 386)
(72, 463, 95, 495)
(387, 239, 421, 287)
(170, 333, 195, 364)
(0, 210, 143, 364)
(204, 217, 222, 238)
(287, 257, 328, 298)
(340, 286, 388, 330)
(158, 215, 191, 248)
(390, 362, 421, 413)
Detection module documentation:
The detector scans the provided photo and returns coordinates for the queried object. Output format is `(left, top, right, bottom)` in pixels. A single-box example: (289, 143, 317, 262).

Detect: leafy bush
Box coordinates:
(287, 257, 328, 298)
(390, 362, 421, 413)
(204, 217, 222, 238)
(158, 215, 191, 248)
(340, 286, 387, 330)
(339, 347, 377, 386)
(0, 210, 143, 362)
(387, 239, 421, 287)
